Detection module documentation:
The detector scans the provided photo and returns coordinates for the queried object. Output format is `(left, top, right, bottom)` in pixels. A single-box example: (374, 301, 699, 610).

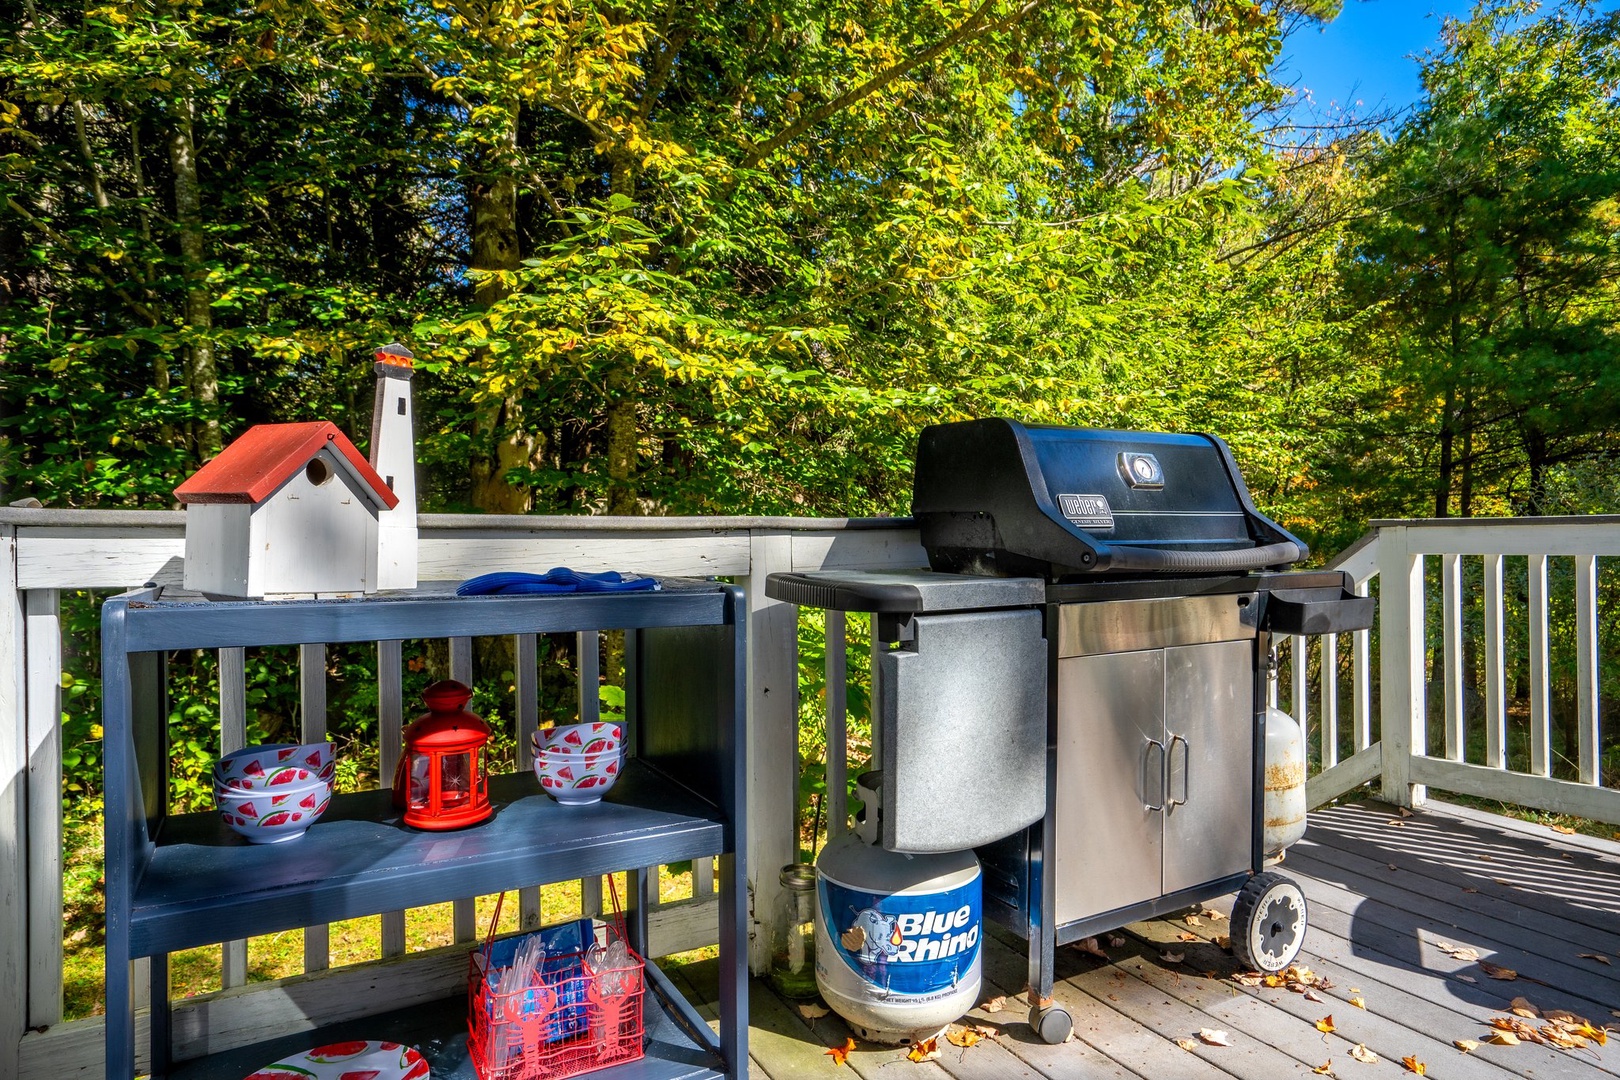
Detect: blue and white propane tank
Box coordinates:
(814, 773, 982, 1044)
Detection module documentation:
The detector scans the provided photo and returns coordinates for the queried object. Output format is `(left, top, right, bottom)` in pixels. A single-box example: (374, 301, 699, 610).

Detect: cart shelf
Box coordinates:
(133, 765, 726, 957)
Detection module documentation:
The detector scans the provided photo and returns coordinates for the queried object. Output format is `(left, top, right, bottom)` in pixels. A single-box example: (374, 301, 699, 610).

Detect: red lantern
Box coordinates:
(392, 680, 492, 830)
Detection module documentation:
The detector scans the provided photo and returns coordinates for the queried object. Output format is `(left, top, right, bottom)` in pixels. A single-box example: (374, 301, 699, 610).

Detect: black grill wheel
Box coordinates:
(1232, 871, 1308, 973)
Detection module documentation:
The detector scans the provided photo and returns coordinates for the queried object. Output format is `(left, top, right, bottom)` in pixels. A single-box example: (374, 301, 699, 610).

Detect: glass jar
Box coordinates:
(768, 863, 820, 999)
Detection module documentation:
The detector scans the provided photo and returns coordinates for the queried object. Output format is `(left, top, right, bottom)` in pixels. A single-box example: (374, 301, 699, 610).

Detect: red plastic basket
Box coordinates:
(467, 885, 645, 1080)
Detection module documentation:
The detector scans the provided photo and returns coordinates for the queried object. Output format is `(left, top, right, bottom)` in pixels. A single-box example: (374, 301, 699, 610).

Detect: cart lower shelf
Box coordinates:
(162, 972, 725, 1080)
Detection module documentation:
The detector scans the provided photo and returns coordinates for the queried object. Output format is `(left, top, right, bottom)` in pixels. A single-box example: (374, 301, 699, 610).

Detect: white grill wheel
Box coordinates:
(1232, 871, 1308, 973)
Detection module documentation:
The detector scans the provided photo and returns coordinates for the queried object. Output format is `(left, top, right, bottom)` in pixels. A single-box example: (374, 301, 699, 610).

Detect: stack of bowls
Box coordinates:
(532, 722, 624, 805)
(213, 742, 336, 843)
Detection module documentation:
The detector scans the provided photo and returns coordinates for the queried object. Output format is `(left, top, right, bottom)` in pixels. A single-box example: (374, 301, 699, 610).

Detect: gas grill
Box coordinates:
(768, 419, 1373, 1042)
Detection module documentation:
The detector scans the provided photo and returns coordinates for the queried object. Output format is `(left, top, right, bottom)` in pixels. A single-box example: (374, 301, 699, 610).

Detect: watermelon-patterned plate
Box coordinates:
(243, 1039, 428, 1080)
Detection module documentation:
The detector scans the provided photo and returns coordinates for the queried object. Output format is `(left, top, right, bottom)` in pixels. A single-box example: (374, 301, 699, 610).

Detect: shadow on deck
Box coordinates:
(670, 800, 1620, 1079)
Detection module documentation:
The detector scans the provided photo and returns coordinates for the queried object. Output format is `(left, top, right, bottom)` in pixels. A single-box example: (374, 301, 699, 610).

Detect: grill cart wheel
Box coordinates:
(1232, 872, 1308, 973)
(1029, 1003, 1072, 1044)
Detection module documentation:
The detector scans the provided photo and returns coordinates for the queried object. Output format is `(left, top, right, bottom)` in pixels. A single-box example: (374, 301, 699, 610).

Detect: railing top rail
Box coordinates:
(1371, 515, 1620, 528)
(0, 507, 918, 534)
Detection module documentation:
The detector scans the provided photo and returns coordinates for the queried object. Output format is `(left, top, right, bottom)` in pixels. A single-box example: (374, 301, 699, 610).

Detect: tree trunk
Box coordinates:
(467, 113, 534, 514)
(604, 369, 639, 515)
(168, 100, 219, 458)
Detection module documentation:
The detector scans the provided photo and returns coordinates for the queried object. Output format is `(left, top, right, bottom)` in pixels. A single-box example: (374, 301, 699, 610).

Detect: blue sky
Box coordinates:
(1272, 1, 1476, 122)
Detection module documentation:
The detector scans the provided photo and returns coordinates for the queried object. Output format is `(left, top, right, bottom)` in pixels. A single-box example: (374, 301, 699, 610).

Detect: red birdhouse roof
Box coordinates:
(174, 421, 400, 508)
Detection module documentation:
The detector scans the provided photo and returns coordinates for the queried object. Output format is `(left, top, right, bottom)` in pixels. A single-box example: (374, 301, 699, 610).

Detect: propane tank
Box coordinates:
(1264, 704, 1307, 856)
(815, 773, 982, 1044)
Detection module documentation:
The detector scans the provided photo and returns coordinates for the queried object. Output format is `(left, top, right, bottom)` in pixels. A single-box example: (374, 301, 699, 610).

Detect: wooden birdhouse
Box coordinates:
(175, 421, 400, 598)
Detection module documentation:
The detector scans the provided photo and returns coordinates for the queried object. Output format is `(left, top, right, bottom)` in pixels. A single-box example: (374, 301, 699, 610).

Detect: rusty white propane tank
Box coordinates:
(1264, 705, 1307, 856)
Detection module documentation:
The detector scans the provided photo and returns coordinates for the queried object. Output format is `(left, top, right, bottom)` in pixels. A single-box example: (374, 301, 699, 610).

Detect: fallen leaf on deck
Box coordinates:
(1175, 1038, 1199, 1052)
(1350, 996, 1366, 1009)
(1492, 878, 1513, 886)
(1200, 907, 1228, 921)
(1453, 1039, 1479, 1053)
(1578, 953, 1610, 965)
(945, 1027, 982, 1048)
(1177, 932, 1199, 942)
(1198, 1028, 1232, 1046)
(1456, 974, 1477, 983)
(907, 1036, 939, 1063)
(1264, 974, 1284, 987)
(1184, 914, 1202, 927)
(1398, 807, 1413, 817)
(1478, 853, 1493, 861)
(1304, 989, 1324, 1003)
(1387, 819, 1407, 827)
(1316, 1016, 1336, 1034)
(1313, 1061, 1334, 1076)
(1349, 1044, 1378, 1064)
(1436, 943, 1478, 962)
(1485, 1031, 1519, 1046)
(1161, 950, 1185, 964)
(825, 1038, 855, 1066)
(1462, 886, 1479, 893)
(1233, 972, 1264, 987)
(1108, 934, 1127, 948)
(978, 995, 1006, 1013)
(1388, 863, 1399, 871)
(1075, 937, 1108, 960)
(798, 1002, 831, 1019)
(1480, 962, 1518, 981)
(1509, 997, 1539, 1018)
(1216, 935, 1232, 951)
(1550, 825, 1576, 835)
(1401, 1054, 1427, 1074)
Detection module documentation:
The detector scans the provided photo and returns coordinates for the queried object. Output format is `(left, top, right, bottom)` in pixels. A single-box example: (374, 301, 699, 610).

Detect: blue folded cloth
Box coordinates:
(457, 568, 660, 596)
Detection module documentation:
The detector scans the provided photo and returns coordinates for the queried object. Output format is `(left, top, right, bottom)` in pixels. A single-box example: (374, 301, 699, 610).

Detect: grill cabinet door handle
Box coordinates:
(1167, 734, 1190, 806)
(1143, 738, 1166, 812)
(1099, 540, 1304, 574)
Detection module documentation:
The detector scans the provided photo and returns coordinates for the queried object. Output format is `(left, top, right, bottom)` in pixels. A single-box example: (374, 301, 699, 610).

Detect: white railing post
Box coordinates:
(300, 643, 330, 972)
(219, 647, 248, 989)
(1379, 526, 1427, 808)
(24, 589, 62, 1027)
(1527, 554, 1551, 777)
(0, 526, 26, 1080)
(744, 531, 797, 973)
(1483, 553, 1506, 769)
(1319, 632, 1338, 769)
(1441, 553, 1464, 761)
(1574, 554, 1600, 785)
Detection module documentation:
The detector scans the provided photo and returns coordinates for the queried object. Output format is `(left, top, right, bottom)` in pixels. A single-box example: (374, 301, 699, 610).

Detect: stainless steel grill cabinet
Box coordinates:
(769, 419, 1373, 1045)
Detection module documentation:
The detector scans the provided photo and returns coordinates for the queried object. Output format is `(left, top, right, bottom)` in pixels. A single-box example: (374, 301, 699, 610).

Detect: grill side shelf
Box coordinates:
(1260, 587, 1376, 635)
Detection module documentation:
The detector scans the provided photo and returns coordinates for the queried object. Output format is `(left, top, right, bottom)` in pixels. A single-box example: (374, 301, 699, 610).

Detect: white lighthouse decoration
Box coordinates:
(174, 343, 421, 598)
(371, 343, 419, 590)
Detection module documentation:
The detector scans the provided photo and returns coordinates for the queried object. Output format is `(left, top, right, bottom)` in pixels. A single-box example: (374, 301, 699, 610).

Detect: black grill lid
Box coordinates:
(912, 418, 1306, 578)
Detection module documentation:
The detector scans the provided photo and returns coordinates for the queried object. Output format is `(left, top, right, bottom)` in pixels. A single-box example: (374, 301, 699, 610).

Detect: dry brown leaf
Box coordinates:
(1402, 1054, 1427, 1074)
(1200, 907, 1228, 921)
(1349, 1044, 1379, 1064)
(1350, 996, 1366, 1010)
(978, 995, 1006, 1013)
(1075, 937, 1108, 960)
(1509, 997, 1540, 1018)
(1198, 1028, 1233, 1046)
(1107, 934, 1127, 949)
(1578, 953, 1611, 965)
(1387, 819, 1407, 827)
(1480, 961, 1519, 981)
(1316, 1016, 1336, 1034)
(1493, 878, 1513, 886)
(1184, 914, 1203, 927)
(825, 1038, 855, 1066)
(1388, 863, 1399, 871)
(1454, 1039, 1479, 1053)
(1478, 853, 1493, 861)
(1304, 989, 1324, 1003)
(1175, 1038, 1200, 1052)
(907, 1036, 939, 1063)
(945, 1027, 982, 1048)
(1313, 1062, 1334, 1076)
(798, 1002, 831, 1019)
(1161, 950, 1185, 964)
(1233, 972, 1263, 987)
(1550, 824, 1576, 835)
(1462, 886, 1480, 894)
(1216, 935, 1233, 951)
(1177, 931, 1199, 943)
(1485, 1031, 1519, 1046)
(1398, 807, 1413, 817)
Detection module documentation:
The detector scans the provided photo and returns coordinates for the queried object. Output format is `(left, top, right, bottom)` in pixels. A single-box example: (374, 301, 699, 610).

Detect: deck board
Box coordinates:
(666, 800, 1619, 1080)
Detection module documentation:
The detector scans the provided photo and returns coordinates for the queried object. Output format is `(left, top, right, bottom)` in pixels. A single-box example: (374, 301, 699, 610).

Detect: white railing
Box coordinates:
(3, 509, 1615, 1078)
(0, 508, 928, 1079)
(1297, 517, 1619, 826)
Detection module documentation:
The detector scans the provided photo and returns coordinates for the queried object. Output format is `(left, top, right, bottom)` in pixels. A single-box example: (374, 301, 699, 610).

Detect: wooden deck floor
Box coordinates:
(672, 799, 1620, 1079)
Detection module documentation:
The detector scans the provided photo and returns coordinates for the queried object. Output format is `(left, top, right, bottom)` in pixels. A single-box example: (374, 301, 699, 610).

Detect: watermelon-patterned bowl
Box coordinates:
(533, 722, 622, 756)
(214, 742, 334, 781)
(533, 746, 622, 805)
(215, 778, 332, 843)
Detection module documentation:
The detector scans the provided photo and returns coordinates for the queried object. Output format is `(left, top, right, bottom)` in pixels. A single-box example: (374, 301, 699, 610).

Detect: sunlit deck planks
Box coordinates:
(673, 799, 1620, 1079)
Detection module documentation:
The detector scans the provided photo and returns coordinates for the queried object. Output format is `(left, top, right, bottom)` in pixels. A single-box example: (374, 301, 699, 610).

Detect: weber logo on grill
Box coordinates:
(1057, 493, 1114, 531)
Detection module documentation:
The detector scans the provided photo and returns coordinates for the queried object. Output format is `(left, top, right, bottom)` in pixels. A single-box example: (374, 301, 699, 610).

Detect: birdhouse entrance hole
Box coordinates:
(305, 458, 334, 486)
